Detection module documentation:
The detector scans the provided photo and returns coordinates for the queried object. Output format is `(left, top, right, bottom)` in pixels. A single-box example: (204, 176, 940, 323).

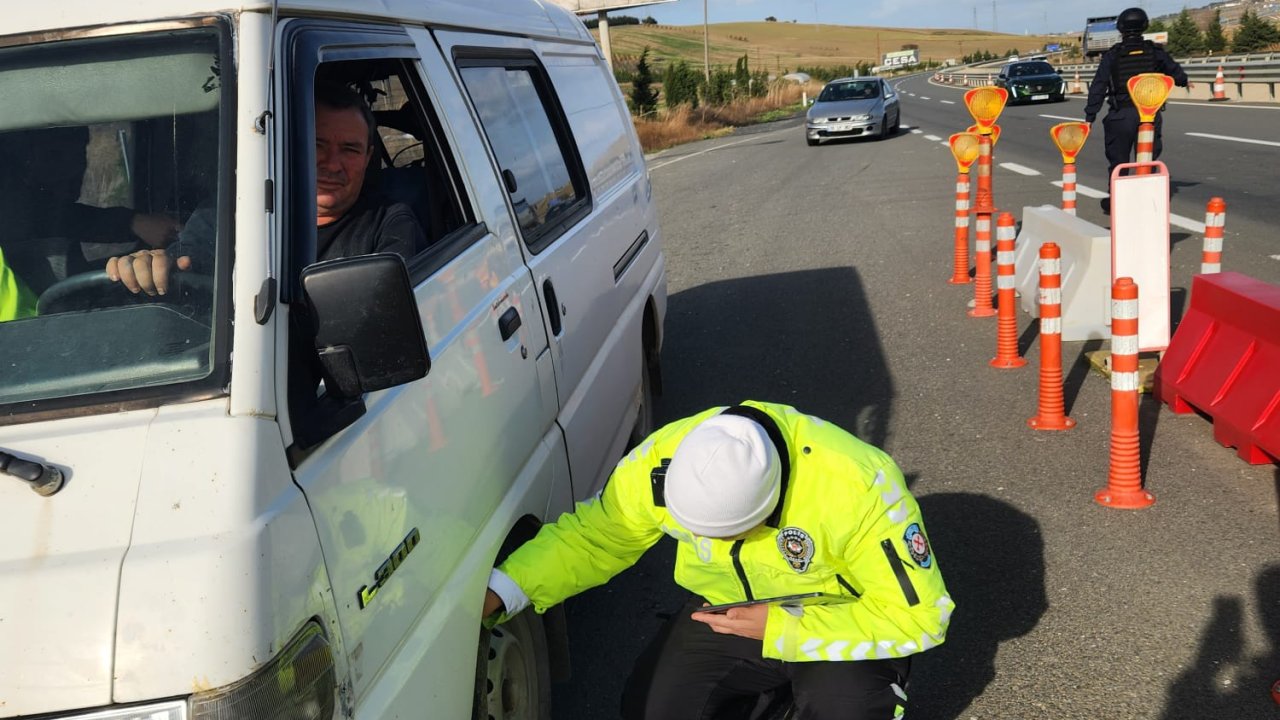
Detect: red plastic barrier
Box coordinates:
(1154, 272, 1280, 465)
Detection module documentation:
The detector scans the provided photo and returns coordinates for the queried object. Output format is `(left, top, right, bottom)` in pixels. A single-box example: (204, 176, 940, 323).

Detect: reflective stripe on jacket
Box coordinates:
(498, 401, 954, 662)
(0, 246, 36, 322)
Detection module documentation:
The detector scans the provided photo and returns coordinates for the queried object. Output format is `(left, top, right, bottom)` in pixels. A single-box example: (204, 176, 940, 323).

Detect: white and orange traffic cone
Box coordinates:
(1210, 65, 1228, 101)
(1095, 277, 1154, 509)
(1201, 197, 1227, 274)
(1028, 242, 1075, 430)
(1072, 68, 1082, 94)
(990, 213, 1026, 369)
(1061, 162, 1078, 215)
(949, 172, 972, 285)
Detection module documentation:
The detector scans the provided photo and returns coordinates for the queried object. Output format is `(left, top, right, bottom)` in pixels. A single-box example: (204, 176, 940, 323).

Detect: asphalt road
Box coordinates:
(549, 85, 1280, 719)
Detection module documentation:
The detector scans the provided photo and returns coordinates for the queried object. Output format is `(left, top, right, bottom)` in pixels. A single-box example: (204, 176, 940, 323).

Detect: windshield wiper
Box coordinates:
(0, 449, 65, 496)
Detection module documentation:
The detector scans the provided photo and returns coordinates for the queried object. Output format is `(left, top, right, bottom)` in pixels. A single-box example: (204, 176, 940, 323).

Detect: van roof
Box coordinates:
(3, 0, 593, 44)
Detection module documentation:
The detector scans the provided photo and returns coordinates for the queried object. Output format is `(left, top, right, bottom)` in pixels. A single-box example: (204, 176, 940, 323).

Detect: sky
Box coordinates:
(629, 0, 1210, 36)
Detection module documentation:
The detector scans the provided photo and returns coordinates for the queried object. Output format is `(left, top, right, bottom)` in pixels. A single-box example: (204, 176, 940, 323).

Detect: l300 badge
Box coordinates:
(358, 528, 421, 609)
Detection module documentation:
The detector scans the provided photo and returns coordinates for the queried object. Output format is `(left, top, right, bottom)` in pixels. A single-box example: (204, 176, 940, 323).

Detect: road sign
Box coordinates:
(882, 49, 920, 68)
(549, 0, 675, 12)
(1046, 43, 1062, 52)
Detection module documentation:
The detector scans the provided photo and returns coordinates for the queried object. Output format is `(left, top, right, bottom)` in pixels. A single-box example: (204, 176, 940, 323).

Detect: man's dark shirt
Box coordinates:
(1084, 40, 1189, 122)
(317, 197, 423, 262)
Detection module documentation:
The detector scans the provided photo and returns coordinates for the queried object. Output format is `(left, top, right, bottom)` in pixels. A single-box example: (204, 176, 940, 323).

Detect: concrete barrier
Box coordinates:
(1014, 205, 1111, 341)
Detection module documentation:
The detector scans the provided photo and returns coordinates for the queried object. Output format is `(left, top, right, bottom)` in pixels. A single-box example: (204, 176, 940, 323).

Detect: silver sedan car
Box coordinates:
(805, 77, 901, 146)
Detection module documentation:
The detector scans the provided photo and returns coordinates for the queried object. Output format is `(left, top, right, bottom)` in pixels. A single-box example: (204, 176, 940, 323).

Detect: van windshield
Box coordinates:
(0, 26, 228, 412)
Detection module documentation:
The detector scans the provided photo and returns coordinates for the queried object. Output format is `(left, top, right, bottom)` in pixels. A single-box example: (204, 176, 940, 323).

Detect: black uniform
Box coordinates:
(1083, 36, 1189, 185)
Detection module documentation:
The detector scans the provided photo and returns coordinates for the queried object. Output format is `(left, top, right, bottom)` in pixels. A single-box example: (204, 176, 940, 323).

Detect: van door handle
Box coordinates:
(542, 279, 562, 336)
(498, 307, 522, 341)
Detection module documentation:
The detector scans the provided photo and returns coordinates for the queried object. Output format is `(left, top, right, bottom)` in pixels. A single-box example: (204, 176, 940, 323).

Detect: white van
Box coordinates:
(0, 2, 666, 719)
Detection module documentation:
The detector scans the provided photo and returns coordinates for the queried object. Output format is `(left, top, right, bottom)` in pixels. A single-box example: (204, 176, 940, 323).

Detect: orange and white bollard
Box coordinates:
(968, 135, 996, 317)
(1201, 197, 1226, 274)
(1072, 68, 1082, 94)
(1028, 242, 1074, 430)
(1061, 162, 1078, 215)
(1210, 65, 1228, 101)
(1135, 121, 1155, 175)
(990, 213, 1026, 369)
(949, 173, 972, 285)
(1095, 277, 1154, 509)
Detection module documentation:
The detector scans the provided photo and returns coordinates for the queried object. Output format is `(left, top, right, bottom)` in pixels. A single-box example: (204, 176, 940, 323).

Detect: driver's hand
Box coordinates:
(106, 249, 192, 296)
(130, 213, 183, 249)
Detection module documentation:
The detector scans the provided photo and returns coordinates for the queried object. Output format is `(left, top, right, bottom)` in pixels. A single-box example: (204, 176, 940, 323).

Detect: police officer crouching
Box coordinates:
(1083, 7, 1191, 215)
(482, 401, 953, 719)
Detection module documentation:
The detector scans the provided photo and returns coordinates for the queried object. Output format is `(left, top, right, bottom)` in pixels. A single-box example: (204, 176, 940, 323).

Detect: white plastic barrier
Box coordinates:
(1014, 205, 1111, 341)
(1111, 162, 1172, 352)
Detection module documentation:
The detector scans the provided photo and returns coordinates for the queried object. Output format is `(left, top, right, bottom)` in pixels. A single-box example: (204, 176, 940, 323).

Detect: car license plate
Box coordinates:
(1032, 94, 1049, 101)
(831, 123, 855, 131)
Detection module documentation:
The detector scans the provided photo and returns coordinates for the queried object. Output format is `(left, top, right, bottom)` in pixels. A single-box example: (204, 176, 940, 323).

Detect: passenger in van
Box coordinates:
(482, 401, 952, 720)
(105, 83, 423, 295)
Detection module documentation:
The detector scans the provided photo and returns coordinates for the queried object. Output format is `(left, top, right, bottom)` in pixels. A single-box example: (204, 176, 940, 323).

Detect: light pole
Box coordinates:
(703, 0, 710, 82)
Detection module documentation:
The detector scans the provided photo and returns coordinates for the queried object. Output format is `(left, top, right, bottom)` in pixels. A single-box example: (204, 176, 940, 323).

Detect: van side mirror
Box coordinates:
(300, 253, 430, 397)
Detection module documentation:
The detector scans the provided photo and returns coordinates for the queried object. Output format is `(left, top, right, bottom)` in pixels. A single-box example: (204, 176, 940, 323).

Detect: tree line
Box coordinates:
(1154, 8, 1280, 56)
(628, 48, 772, 115)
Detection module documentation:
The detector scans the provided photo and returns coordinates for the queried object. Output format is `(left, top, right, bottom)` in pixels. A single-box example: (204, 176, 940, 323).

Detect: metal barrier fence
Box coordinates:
(933, 52, 1280, 102)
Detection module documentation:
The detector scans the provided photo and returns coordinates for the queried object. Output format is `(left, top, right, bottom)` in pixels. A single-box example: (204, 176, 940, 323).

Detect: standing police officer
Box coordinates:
(1083, 7, 1191, 214)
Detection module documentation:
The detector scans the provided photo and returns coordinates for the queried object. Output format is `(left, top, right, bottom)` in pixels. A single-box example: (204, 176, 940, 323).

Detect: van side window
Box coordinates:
(455, 57, 589, 252)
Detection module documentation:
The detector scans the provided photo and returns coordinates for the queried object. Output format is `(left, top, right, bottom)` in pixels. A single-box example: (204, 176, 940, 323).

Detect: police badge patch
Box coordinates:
(903, 523, 932, 569)
(777, 527, 815, 573)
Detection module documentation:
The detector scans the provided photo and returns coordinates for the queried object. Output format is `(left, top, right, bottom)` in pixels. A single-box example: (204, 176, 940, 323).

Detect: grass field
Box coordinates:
(597, 21, 1062, 74)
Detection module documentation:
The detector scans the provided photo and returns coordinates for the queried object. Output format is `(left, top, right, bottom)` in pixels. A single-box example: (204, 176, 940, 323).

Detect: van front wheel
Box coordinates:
(628, 350, 656, 449)
(474, 609, 551, 720)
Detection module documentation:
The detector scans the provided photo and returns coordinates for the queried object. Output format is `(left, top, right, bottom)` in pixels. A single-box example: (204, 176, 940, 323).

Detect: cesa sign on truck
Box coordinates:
(882, 49, 920, 68)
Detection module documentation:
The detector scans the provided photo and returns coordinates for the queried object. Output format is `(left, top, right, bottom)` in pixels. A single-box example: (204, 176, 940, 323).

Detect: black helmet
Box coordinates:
(1117, 7, 1149, 35)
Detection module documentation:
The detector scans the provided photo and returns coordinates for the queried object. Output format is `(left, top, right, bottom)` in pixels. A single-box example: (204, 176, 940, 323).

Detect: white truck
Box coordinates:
(0, 1, 666, 718)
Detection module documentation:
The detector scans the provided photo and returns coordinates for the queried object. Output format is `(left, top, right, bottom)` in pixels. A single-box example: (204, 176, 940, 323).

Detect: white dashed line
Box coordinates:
(920, 96, 932, 100)
(924, 134, 943, 141)
(1052, 181, 1108, 198)
(1000, 162, 1041, 176)
(1185, 132, 1280, 148)
(940, 100, 956, 104)
(1271, 255, 1280, 261)
(1170, 213, 1207, 234)
(908, 93, 917, 97)
(1039, 114, 1083, 122)
(910, 129, 923, 134)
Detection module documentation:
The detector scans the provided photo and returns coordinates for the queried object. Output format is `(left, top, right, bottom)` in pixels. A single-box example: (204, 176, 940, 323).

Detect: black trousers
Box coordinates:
(1103, 104, 1165, 182)
(621, 598, 911, 720)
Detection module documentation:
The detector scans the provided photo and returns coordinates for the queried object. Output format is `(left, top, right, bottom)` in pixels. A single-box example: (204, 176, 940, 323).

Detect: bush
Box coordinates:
(663, 60, 702, 109)
(630, 48, 658, 116)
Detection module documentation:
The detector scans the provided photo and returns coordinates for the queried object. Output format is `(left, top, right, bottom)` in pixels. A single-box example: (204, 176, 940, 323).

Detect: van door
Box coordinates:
(276, 22, 561, 717)
(435, 30, 655, 499)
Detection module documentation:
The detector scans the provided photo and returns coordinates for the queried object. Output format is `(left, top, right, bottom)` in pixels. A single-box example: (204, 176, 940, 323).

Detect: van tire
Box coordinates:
(475, 609, 551, 720)
(628, 350, 656, 450)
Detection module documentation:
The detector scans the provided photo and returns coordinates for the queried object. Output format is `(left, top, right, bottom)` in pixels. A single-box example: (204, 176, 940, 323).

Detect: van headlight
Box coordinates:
(189, 621, 336, 720)
(43, 701, 188, 720)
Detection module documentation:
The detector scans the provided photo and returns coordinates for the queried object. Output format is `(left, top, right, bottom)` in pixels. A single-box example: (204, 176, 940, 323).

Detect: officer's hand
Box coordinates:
(691, 603, 768, 641)
(482, 589, 505, 619)
(106, 249, 193, 296)
(1084, 115, 1096, 125)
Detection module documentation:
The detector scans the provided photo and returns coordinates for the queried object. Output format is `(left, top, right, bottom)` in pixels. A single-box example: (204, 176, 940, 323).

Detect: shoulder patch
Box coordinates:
(902, 523, 932, 569)
(777, 526, 815, 573)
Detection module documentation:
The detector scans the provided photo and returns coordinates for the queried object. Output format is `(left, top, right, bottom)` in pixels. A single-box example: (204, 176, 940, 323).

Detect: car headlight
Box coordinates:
(852, 114, 872, 122)
(189, 621, 336, 720)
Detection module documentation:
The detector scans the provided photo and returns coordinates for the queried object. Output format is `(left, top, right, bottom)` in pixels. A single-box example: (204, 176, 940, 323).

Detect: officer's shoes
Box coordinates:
(1100, 197, 1111, 215)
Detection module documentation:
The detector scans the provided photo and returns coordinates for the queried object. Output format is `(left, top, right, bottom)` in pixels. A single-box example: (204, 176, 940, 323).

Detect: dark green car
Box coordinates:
(995, 60, 1067, 104)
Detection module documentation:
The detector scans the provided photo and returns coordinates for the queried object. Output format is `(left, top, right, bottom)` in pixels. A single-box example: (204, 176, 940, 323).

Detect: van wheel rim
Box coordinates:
(487, 626, 533, 720)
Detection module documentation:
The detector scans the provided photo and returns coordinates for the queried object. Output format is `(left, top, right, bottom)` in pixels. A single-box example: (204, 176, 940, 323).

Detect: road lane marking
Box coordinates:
(1271, 255, 1280, 261)
(648, 127, 790, 171)
(1185, 132, 1280, 148)
(1052, 181, 1108, 198)
(1040, 114, 1082, 122)
(1170, 213, 1206, 233)
(924, 134, 942, 141)
(920, 96, 932, 100)
(1169, 101, 1280, 110)
(910, 129, 923, 134)
(1000, 162, 1041, 176)
(940, 100, 956, 104)
(908, 93, 917, 96)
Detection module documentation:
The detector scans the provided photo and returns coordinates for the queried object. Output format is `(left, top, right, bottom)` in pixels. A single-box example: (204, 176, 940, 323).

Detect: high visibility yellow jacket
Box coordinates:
(498, 401, 953, 662)
(0, 247, 36, 322)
